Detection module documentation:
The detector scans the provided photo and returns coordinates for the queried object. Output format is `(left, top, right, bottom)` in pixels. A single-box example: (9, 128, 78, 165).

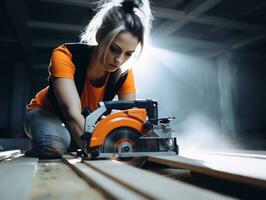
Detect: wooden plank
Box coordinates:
(0, 150, 21, 161)
(62, 155, 148, 200)
(31, 159, 106, 200)
(0, 139, 30, 151)
(223, 150, 266, 155)
(83, 159, 234, 200)
(0, 156, 38, 200)
(148, 168, 191, 179)
(202, 150, 266, 159)
(148, 153, 266, 189)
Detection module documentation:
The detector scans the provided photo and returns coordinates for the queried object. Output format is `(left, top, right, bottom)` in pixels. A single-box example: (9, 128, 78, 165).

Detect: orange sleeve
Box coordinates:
(118, 68, 136, 94)
(49, 45, 75, 80)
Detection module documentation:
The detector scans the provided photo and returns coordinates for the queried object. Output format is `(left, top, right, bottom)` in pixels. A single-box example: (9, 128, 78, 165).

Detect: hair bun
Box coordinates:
(121, 0, 143, 13)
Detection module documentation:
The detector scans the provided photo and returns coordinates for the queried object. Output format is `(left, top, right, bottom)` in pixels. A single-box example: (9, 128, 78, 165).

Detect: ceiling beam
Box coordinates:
(33, 64, 49, 69)
(0, 51, 21, 60)
(10, 38, 264, 62)
(237, 2, 266, 19)
(30, 32, 228, 52)
(4, 24, 264, 60)
(26, 20, 229, 51)
(151, 35, 228, 50)
(152, 6, 266, 33)
(0, 37, 26, 61)
(155, 0, 222, 36)
(33, 0, 266, 33)
(167, 0, 185, 8)
(27, 21, 82, 32)
(205, 34, 266, 58)
(208, 2, 266, 34)
(4, 0, 35, 66)
(32, 0, 95, 7)
(0, 36, 17, 43)
(32, 39, 64, 48)
(234, 51, 266, 60)
(229, 34, 266, 50)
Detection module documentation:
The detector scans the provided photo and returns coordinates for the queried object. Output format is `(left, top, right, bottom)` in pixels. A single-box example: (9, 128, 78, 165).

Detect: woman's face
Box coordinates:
(104, 31, 139, 72)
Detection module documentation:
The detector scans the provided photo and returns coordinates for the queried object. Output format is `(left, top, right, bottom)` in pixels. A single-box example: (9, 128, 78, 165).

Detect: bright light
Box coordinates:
(130, 43, 240, 151)
(112, 160, 123, 164)
(68, 158, 82, 164)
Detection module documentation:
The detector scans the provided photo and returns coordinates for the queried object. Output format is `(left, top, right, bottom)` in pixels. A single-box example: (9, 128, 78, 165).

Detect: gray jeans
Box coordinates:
(24, 107, 71, 158)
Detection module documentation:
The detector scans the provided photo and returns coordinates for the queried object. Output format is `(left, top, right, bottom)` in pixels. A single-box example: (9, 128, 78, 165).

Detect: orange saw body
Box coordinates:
(90, 108, 147, 147)
(78, 99, 178, 166)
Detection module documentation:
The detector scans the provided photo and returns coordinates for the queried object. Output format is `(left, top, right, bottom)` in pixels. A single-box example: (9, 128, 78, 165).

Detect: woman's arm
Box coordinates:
(53, 77, 84, 147)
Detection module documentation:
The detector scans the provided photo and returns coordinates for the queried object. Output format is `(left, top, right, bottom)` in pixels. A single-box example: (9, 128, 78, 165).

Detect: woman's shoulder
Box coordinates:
(52, 43, 96, 61)
(63, 43, 95, 53)
(54, 43, 95, 53)
(63, 43, 96, 61)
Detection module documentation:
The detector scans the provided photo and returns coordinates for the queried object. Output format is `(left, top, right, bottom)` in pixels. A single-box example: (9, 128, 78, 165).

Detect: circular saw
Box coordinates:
(78, 99, 178, 167)
(101, 127, 148, 167)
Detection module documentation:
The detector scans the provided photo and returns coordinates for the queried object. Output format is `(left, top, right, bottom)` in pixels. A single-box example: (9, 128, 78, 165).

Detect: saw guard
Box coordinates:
(90, 108, 147, 148)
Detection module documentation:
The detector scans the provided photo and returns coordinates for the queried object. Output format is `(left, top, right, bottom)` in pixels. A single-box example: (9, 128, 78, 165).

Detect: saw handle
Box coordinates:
(104, 101, 135, 110)
(104, 99, 158, 124)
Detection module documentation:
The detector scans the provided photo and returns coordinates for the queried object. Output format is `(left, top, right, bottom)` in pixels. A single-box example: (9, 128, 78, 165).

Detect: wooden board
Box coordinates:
(0, 150, 21, 161)
(201, 150, 266, 159)
(0, 156, 38, 200)
(148, 168, 191, 178)
(148, 153, 266, 189)
(62, 155, 148, 200)
(31, 159, 106, 200)
(83, 159, 235, 200)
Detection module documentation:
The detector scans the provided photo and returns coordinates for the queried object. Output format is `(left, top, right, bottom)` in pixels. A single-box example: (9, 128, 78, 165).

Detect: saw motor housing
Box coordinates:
(80, 99, 178, 159)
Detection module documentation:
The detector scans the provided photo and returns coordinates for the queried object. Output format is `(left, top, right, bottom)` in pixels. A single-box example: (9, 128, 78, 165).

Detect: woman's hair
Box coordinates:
(80, 0, 153, 66)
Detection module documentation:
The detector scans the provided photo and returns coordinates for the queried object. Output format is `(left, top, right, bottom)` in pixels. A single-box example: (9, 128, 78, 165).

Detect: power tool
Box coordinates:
(78, 99, 178, 166)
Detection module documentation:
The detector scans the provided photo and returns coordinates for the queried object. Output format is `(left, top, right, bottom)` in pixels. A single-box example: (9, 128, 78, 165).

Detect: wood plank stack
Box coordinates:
(62, 155, 233, 200)
(1, 149, 266, 200)
(0, 150, 21, 161)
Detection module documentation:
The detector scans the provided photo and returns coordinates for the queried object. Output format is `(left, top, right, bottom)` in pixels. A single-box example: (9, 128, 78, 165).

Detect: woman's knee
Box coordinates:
(24, 108, 71, 158)
(32, 137, 69, 158)
(30, 124, 71, 158)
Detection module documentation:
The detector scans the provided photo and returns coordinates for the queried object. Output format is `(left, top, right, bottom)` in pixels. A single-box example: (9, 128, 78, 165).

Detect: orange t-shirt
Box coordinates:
(27, 45, 136, 111)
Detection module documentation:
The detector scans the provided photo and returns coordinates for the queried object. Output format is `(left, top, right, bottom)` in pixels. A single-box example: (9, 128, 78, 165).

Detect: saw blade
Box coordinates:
(100, 127, 148, 167)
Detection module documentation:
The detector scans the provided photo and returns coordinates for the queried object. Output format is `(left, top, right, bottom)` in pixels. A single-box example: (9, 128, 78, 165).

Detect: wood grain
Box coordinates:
(148, 153, 266, 189)
(0, 156, 38, 200)
(0, 150, 21, 161)
(31, 159, 106, 200)
(62, 155, 148, 200)
(83, 159, 234, 200)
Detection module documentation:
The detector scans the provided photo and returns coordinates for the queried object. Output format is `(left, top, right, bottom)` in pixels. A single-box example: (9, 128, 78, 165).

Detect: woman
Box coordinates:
(24, 0, 152, 158)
